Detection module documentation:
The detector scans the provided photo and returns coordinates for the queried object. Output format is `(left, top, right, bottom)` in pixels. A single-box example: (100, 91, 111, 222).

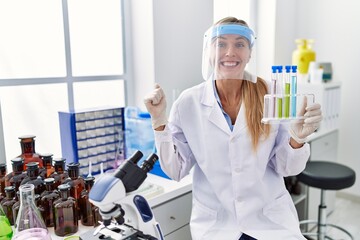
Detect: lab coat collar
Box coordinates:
(201, 80, 247, 136)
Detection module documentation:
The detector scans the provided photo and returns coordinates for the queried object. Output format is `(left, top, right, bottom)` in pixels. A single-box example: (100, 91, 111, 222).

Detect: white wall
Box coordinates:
(274, 0, 360, 197)
(131, 0, 213, 113)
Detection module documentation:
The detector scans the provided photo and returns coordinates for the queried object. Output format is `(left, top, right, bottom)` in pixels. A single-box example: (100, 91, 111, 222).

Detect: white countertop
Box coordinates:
(48, 173, 192, 239)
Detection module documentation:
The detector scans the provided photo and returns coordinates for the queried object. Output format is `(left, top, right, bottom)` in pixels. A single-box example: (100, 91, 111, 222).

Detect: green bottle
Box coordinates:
(0, 205, 13, 239)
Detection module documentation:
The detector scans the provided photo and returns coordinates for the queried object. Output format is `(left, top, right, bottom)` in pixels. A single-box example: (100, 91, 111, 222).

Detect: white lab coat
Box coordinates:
(154, 80, 310, 240)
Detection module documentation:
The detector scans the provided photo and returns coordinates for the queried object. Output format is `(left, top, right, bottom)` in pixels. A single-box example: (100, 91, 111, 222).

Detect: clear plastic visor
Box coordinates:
(202, 24, 257, 82)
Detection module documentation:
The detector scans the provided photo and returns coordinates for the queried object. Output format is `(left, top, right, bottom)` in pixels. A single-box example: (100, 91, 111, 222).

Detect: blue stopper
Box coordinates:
(291, 65, 297, 73)
(285, 65, 291, 73)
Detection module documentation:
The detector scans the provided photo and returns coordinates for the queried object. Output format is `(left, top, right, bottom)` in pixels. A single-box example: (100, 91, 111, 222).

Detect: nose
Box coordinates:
(225, 46, 236, 57)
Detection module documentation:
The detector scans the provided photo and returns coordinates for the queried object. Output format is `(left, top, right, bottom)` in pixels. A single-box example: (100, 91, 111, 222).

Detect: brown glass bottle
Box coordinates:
(4, 158, 27, 192)
(79, 176, 98, 226)
(49, 158, 69, 189)
(20, 163, 45, 195)
(40, 178, 59, 227)
(39, 153, 55, 179)
(53, 184, 78, 236)
(1, 186, 16, 225)
(64, 163, 85, 202)
(11, 191, 20, 223)
(0, 164, 6, 202)
(18, 135, 43, 170)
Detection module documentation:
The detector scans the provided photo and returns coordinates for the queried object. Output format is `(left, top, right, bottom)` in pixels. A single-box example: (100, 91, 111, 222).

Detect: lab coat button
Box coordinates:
(230, 137, 236, 143)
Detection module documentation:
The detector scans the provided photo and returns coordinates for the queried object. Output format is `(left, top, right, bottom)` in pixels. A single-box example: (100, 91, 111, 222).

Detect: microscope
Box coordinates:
(81, 151, 164, 240)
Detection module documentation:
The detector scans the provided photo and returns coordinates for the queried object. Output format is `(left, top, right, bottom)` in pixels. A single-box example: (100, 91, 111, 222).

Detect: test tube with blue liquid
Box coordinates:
(284, 66, 291, 118)
(291, 66, 298, 117)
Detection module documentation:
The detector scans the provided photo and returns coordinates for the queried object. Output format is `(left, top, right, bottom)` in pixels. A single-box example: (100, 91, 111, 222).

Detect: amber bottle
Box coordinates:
(53, 184, 78, 236)
(17, 135, 43, 170)
(64, 163, 85, 204)
(39, 153, 55, 179)
(40, 178, 59, 227)
(4, 158, 27, 192)
(49, 158, 69, 189)
(0, 164, 6, 202)
(79, 176, 102, 226)
(20, 163, 45, 195)
(1, 186, 17, 225)
(11, 191, 20, 223)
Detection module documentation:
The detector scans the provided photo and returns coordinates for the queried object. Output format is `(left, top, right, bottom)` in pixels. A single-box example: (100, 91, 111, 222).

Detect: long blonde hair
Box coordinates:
(216, 17, 270, 150)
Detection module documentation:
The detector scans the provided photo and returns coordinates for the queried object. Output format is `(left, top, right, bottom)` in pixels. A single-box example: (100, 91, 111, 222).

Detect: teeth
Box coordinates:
(223, 62, 237, 66)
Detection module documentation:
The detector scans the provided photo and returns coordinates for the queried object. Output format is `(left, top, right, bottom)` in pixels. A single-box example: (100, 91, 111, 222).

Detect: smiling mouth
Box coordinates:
(221, 61, 239, 67)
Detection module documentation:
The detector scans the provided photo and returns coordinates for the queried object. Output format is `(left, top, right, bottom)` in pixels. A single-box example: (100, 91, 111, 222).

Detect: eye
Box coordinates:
(236, 42, 245, 48)
(217, 41, 226, 48)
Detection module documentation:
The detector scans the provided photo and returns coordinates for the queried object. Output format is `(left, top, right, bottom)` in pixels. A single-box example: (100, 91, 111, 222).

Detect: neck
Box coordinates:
(215, 79, 243, 105)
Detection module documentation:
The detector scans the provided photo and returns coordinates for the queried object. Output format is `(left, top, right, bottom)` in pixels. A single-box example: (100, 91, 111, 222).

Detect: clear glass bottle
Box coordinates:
(13, 184, 51, 240)
(49, 158, 69, 189)
(17, 135, 43, 170)
(53, 184, 78, 236)
(39, 153, 55, 179)
(20, 162, 45, 195)
(79, 176, 98, 226)
(0, 204, 13, 239)
(0, 163, 6, 203)
(4, 157, 27, 192)
(40, 178, 59, 227)
(0, 186, 17, 225)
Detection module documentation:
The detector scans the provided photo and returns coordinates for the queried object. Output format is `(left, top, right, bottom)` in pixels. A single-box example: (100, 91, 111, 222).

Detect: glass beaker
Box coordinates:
(12, 184, 51, 240)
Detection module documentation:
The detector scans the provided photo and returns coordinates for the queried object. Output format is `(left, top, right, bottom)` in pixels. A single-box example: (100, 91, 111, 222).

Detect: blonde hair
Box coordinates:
(215, 17, 270, 150)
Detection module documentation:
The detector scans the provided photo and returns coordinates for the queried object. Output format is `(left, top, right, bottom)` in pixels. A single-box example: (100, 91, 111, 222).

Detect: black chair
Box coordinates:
(297, 161, 356, 240)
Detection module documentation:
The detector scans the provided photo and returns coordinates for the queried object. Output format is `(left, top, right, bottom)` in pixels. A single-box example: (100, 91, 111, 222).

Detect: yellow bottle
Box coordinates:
(292, 39, 316, 74)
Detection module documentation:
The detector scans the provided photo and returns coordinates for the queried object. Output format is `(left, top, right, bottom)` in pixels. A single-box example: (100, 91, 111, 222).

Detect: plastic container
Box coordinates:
(262, 93, 315, 124)
(124, 107, 155, 166)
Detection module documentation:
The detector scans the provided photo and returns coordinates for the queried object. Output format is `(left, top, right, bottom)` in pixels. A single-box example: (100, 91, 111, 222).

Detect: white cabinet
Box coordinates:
(152, 192, 192, 240)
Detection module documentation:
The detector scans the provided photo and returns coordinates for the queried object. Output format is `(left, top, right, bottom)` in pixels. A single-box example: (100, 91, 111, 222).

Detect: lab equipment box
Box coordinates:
(58, 106, 125, 176)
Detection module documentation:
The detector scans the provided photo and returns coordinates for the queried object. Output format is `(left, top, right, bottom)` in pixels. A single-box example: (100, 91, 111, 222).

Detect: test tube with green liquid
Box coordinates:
(276, 66, 283, 118)
(284, 66, 291, 118)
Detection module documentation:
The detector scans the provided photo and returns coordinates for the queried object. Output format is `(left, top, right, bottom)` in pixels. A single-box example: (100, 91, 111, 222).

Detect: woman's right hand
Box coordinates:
(143, 83, 168, 130)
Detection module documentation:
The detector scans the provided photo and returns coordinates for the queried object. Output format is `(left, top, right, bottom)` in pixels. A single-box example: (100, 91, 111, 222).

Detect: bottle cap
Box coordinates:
(18, 135, 36, 140)
(291, 65, 298, 73)
(41, 153, 53, 160)
(58, 184, 70, 191)
(44, 178, 55, 185)
(0, 163, 6, 170)
(138, 112, 151, 118)
(11, 157, 24, 165)
(84, 176, 95, 183)
(4, 186, 15, 192)
(53, 157, 66, 165)
(285, 65, 291, 73)
(26, 162, 39, 170)
(271, 66, 277, 73)
(67, 162, 80, 169)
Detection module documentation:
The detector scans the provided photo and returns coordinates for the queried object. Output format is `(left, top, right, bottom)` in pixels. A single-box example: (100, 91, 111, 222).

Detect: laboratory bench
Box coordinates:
(48, 173, 193, 240)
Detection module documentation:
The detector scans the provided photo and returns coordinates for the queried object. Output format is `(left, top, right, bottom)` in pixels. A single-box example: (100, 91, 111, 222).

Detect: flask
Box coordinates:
(40, 178, 59, 227)
(4, 157, 27, 192)
(49, 157, 69, 189)
(20, 162, 45, 195)
(79, 176, 98, 226)
(1, 186, 17, 225)
(17, 135, 43, 170)
(292, 39, 316, 74)
(0, 163, 6, 202)
(39, 153, 55, 179)
(0, 205, 13, 239)
(13, 184, 51, 240)
(53, 184, 78, 236)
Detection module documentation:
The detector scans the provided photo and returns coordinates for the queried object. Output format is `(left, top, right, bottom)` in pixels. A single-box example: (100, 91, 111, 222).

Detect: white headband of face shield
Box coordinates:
(202, 24, 257, 83)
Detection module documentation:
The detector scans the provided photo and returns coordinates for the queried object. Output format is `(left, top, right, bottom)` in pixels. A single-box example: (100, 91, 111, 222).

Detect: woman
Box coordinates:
(144, 17, 322, 240)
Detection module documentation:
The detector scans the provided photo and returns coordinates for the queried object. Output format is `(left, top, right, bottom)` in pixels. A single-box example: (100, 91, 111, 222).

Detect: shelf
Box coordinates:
(291, 192, 307, 206)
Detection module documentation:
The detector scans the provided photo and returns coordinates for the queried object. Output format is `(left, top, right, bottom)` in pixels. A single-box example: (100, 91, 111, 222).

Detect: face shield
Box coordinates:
(202, 24, 257, 82)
